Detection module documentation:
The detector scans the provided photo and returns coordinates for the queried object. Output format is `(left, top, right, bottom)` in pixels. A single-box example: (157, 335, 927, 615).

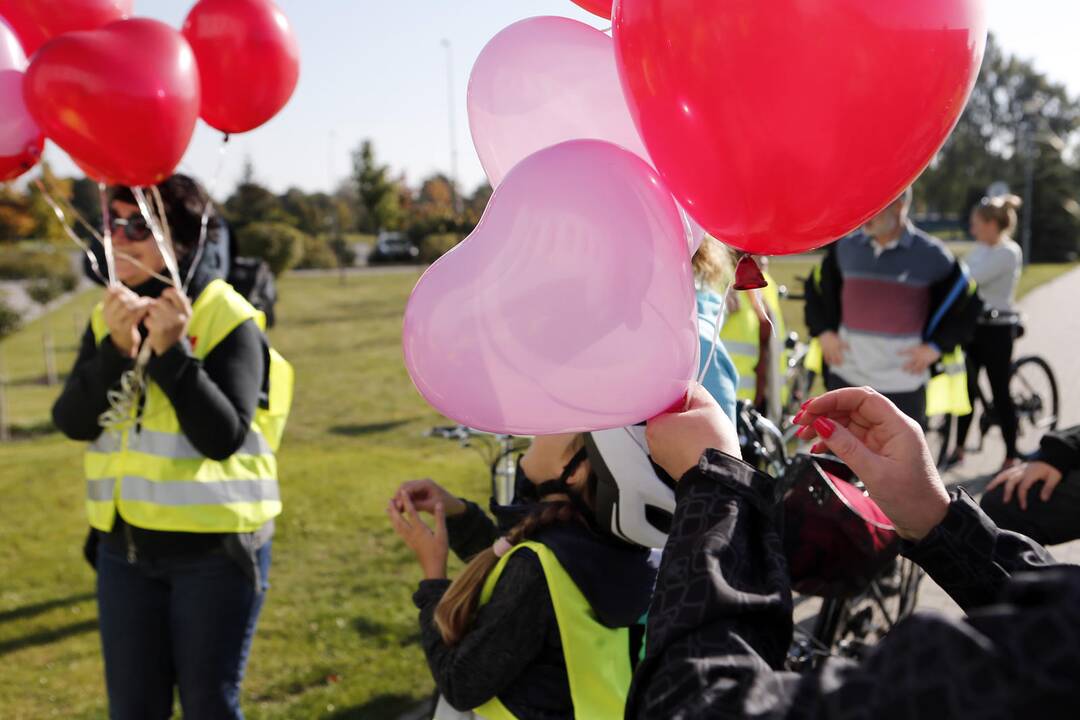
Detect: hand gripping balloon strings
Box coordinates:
(183, 133, 231, 293)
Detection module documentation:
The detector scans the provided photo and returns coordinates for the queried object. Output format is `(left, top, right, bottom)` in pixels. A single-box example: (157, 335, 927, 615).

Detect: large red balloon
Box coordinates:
(182, 0, 300, 134)
(571, 0, 612, 20)
(614, 0, 988, 255)
(0, 0, 133, 56)
(24, 19, 201, 187)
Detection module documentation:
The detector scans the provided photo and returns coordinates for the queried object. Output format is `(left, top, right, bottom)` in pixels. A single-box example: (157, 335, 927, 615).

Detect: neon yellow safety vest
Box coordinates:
(473, 541, 632, 720)
(720, 273, 788, 405)
(85, 279, 294, 534)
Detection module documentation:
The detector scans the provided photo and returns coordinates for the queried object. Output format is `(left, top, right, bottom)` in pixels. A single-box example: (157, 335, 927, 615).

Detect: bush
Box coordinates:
(237, 222, 307, 276)
(0, 248, 73, 281)
(418, 233, 462, 264)
(296, 234, 339, 270)
(0, 295, 19, 340)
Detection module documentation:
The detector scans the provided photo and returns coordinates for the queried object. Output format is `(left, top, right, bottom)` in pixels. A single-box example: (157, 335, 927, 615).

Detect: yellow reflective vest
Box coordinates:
(472, 541, 633, 720)
(85, 279, 294, 533)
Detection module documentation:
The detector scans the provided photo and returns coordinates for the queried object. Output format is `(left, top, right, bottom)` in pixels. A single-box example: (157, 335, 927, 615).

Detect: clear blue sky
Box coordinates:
(44, 0, 1080, 197)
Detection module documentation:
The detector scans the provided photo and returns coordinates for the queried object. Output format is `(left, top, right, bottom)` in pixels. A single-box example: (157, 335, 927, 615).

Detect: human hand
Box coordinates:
(901, 343, 942, 375)
(986, 461, 1064, 511)
(794, 388, 949, 541)
(387, 493, 449, 580)
(646, 384, 740, 481)
(145, 287, 192, 356)
(393, 479, 467, 517)
(103, 285, 151, 358)
(819, 331, 848, 367)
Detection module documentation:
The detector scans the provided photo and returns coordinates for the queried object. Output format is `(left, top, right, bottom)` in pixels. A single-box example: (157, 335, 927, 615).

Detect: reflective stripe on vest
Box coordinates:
(473, 541, 632, 720)
(84, 279, 293, 534)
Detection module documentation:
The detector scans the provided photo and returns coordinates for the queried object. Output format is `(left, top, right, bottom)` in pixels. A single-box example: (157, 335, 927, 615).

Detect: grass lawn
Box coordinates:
(0, 258, 1076, 719)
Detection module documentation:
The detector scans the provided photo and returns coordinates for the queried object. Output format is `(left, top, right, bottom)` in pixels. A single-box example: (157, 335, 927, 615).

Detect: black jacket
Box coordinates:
(628, 450, 1080, 719)
(413, 500, 656, 719)
(804, 239, 983, 353)
(1039, 425, 1080, 476)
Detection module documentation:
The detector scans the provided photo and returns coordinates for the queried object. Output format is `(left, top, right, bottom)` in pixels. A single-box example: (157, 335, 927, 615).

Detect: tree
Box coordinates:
(237, 222, 307, 276)
(70, 177, 103, 241)
(224, 175, 296, 233)
(916, 34, 1080, 260)
(351, 140, 401, 233)
(280, 187, 321, 235)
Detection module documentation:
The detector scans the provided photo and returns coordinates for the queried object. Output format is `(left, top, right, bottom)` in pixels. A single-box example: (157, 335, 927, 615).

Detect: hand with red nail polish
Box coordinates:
(797, 387, 949, 542)
(647, 384, 740, 481)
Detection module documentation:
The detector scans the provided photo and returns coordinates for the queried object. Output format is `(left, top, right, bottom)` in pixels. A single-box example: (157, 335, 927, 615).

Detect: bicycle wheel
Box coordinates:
(824, 558, 924, 661)
(1010, 356, 1059, 456)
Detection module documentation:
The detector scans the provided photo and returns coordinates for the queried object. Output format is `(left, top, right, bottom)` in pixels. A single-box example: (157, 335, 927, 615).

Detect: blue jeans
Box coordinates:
(96, 541, 271, 720)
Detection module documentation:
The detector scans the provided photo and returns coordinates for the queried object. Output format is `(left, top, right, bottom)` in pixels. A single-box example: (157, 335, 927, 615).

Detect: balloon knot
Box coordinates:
(733, 254, 768, 291)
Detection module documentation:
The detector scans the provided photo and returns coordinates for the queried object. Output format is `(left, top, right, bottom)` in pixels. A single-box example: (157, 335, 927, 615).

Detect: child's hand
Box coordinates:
(387, 493, 449, 580)
(394, 479, 466, 517)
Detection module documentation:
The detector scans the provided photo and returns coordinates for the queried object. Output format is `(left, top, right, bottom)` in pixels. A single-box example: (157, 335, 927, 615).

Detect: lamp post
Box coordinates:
(441, 38, 463, 215)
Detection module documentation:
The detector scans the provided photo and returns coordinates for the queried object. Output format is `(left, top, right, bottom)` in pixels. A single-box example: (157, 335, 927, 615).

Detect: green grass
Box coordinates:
(0, 273, 487, 719)
(0, 258, 1076, 719)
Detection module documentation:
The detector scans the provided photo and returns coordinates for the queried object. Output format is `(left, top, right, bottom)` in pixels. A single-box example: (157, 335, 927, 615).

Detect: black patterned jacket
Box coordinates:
(628, 451, 1080, 719)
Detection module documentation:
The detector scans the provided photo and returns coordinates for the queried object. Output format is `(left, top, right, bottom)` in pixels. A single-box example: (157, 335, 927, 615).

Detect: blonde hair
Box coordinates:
(693, 235, 735, 291)
(975, 194, 1023, 235)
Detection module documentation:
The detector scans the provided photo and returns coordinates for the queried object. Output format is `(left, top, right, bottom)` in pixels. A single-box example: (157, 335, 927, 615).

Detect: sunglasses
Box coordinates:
(109, 215, 153, 242)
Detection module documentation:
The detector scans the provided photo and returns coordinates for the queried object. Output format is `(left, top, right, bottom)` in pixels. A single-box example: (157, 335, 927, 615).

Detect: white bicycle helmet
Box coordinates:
(586, 425, 676, 549)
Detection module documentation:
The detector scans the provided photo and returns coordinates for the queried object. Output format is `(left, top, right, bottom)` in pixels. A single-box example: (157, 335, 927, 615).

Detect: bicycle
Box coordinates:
(736, 401, 924, 670)
(926, 313, 1059, 469)
(425, 425, 531, 505)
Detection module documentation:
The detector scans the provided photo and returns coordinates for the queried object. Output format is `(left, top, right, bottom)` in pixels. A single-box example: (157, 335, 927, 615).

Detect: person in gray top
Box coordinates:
(949, 195, 1025, 470)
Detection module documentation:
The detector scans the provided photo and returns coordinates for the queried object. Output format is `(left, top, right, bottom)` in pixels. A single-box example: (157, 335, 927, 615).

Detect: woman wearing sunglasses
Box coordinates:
(52, 174, 294, 720)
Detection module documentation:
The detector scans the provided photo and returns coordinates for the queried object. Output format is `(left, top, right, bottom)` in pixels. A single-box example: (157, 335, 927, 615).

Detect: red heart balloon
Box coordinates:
(183, 0, 300, 134)
(0, 0, 132, 56)
(614, 0, 988, 255)
(570, 0, 612, 20)
(24, 19, 201, 187)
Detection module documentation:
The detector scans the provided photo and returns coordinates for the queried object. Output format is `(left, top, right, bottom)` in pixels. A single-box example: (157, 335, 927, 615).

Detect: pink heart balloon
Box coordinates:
(468, 15, 704, 252)
(0, 17, 42, 181)
(403, 139, 698, 435)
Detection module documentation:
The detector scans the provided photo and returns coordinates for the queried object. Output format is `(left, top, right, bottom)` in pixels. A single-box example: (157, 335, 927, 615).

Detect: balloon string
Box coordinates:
(748, 287, 776, 339)
(97, 183, 118, 286)
(132, 186, 181, 288)
(184, 133, 230, 292)
(34, 178, 111, 286)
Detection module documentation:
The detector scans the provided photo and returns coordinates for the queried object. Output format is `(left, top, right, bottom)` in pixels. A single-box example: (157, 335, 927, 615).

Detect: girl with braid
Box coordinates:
(387, 431, 667, 720)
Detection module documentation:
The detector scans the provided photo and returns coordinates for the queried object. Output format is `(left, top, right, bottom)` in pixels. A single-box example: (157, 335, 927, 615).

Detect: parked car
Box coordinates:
(368, 232, 420, 264)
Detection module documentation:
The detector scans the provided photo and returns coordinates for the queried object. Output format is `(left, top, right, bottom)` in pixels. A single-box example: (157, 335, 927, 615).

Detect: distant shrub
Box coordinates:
(237, 223, 307, 276)
(418, 233, 462, 264)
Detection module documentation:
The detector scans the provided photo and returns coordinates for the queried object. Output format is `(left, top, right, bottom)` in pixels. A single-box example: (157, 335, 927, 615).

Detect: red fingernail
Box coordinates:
(813, 418, 836, 438)
(793, 410, 806, 424)
(663, 392, 690, 415)
(796, 425, 811, 439)
(801, 399, 813, 409)
(811, 441, 827, 454)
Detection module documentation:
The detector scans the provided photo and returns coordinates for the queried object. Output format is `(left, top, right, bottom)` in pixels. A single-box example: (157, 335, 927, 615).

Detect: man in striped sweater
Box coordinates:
(804, 187, 983, 429)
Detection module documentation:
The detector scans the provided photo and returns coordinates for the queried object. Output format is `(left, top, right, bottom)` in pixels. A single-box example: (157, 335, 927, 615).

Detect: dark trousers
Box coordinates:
(826, 372, 927, 430)
(957, 324, 1018, 459)
(980, 474, 1080, 546)
(96, 541, 271, 720)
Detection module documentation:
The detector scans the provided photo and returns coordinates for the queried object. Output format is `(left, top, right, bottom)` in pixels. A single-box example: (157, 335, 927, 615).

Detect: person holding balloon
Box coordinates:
(388, 431, 669, 720)
(52, 175, 294, 720)
(804, 188, 983, 429)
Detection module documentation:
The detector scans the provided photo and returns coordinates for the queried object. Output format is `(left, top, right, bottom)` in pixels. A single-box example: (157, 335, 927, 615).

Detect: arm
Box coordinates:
(445, 499, 500, 561)
(147, 319, 265, 460)
(51, 326, 133, 441)
(925, 259, 984, 352)
(413, 549, 558, 712)
(1038, 425, 1080, 475)
(804, 246, 842, 338)
(630, 452, 1079, 720)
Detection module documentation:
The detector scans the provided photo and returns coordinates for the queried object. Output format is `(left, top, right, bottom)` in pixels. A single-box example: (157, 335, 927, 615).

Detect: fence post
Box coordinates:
(43, 328, 58, 386)
(0, 346, 9, 442)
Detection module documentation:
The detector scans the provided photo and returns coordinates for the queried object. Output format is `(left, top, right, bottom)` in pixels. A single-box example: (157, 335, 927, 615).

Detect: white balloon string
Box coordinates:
(184, 133, 231, 292)
(33, 178, 110, 286)
(696, 273, 735, 387)
(132, 186, 181, 288)
(97, 183, 118, 286)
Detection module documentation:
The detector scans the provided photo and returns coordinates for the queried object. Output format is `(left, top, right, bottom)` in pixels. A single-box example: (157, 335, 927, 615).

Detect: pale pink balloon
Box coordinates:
(468, 15, 704, 250)
(403, 140, 698, 435)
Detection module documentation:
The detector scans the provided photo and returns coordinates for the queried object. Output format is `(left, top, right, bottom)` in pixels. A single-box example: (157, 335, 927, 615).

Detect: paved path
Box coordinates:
(918, 265, 1080, 616)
